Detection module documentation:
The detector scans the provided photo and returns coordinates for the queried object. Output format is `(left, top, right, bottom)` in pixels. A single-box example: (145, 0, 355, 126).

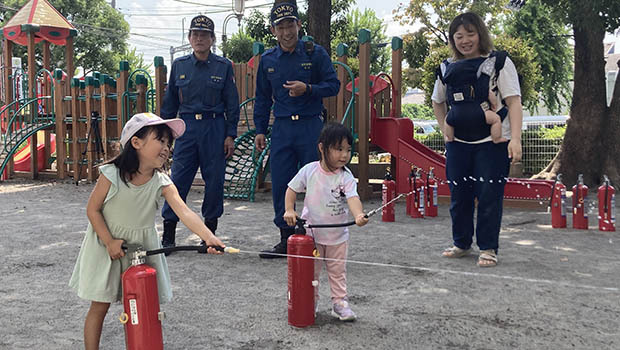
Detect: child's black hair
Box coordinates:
(318, 121, 353, 161)
(104, 124, 173, 185)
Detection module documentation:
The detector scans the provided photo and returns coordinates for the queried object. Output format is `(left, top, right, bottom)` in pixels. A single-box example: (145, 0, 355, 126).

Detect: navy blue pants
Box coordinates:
(445, 141, 510, 252)
(162, 115, 226, 222)
(270, 116, 323, 231)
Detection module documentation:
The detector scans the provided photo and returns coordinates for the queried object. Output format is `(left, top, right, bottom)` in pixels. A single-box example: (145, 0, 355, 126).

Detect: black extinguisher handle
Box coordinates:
(296, 216, 357, 228)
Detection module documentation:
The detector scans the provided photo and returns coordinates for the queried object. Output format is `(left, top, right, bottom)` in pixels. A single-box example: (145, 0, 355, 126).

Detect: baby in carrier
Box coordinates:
(440, 55, 508, 143)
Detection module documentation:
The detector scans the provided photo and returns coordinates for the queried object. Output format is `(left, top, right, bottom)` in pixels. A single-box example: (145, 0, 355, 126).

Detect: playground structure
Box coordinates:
(1, 0, 553, 203)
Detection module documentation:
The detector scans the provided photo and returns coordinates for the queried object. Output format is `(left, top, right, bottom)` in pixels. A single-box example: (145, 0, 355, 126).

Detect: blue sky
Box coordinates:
(116, 0, 418, 68)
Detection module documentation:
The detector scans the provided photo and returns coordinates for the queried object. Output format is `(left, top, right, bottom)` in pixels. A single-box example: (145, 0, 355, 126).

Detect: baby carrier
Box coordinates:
(436, 51, 510, 142)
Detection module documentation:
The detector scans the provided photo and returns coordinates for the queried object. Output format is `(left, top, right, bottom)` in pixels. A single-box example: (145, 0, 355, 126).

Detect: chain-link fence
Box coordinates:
(413, 119, 566, 178)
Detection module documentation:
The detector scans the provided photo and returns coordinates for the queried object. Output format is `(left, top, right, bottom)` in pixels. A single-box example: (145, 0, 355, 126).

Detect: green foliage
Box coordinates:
(331, 8, 390, 76)
(1, 0, 129, 76)
(493, 35, 541, 110)
(506, 0, 573, 115)
(244, 10, 277, 48)
(394, 0, 510, 45)
(420, 45, 451, 106)
(541, 125, 567, 139)
(540, 0, 620, 32)
(401, 29, 431, 90)
(221, 29, 254, 63)
(402, 103, 435, 120)
(117, 47, 151, 74)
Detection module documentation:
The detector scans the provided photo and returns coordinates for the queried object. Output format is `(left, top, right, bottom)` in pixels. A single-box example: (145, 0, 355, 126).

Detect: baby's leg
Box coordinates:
(485, 110, 507, 143)
(84, 301, 110, 350)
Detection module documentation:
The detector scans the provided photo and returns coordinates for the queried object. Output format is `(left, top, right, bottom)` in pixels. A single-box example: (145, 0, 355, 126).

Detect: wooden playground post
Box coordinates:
(65, 35, 74, 96)
(154, 56, 165, 117)
(391, 37, 403, 176)
(336, 43, 348, 123)
(100, 74, 111, 160)
(53, 69, 66, 179)
(117, 61, 129, 129)
(43, 41, 51, 168)
(84, 76, 96, 181)
(357, 29, 371, 200)
(2, 38, 14, 177)
(70, 78, 81, 180)
(391, 37, 403, 118)
(27, 29, 38, 179)
(135, 74, 147, 114)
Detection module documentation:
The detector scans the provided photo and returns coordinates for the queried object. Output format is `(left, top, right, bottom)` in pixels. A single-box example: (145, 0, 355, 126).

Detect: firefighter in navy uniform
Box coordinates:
(254, 2, 340, 258)
(161, 15, 240, 252)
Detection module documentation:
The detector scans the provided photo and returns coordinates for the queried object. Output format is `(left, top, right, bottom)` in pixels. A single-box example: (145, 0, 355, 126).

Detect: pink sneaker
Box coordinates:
(331, 299, 356, 321)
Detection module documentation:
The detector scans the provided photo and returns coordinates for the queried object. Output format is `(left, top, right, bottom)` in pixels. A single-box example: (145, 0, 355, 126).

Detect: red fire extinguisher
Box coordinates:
(287, 233, 316, 327)
(550, 174, 567, 228)
(411, 168, 425, 218)
(382, 167, 396, 222)
(426, 167, 438, 217)
(119, 245, 237, 350)
(406, 166, 415, 217)
(120, 251, 165, 350)
(598, 175, 616, 232)
(572, 174, 589, 229)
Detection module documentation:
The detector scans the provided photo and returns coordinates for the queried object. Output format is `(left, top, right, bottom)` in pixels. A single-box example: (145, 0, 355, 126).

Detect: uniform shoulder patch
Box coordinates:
(263, 47, 277, 56)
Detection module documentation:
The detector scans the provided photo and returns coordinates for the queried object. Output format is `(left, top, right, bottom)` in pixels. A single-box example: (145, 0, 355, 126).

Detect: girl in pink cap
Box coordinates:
(69, 113, 225, 350)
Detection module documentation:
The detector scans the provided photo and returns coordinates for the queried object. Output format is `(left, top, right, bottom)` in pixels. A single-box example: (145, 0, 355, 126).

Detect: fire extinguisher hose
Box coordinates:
(123, 245, 240, 256)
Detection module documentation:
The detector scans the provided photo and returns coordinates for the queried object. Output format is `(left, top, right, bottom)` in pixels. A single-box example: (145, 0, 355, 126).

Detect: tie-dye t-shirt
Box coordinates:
(288, 161, 359, 245)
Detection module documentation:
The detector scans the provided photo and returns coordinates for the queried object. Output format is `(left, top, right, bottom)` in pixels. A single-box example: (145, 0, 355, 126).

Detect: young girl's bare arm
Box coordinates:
(86, 175, 125, 259)
(283, 187, 298, 227)
(161, 184, 224, 253)
(347, 196, 369, 226)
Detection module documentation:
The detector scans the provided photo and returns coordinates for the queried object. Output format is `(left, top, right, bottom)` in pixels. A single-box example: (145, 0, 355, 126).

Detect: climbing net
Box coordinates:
(224, 129, 271, 202)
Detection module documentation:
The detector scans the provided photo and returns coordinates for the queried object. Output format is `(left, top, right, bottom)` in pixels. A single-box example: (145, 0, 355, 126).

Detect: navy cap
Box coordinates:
(189, 15, 214, 32)
(270, 2, 299, 25)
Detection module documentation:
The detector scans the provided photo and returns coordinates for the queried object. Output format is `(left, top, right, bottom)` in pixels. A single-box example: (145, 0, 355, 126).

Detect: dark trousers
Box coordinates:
(269, 116, 323, 233)
(162, 115, 226, 222)
(445, 141, 510, 252)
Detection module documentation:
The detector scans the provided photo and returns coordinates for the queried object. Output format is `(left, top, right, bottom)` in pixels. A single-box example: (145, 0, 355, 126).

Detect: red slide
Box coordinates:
(13, 131, 56, 172)
(370, 116, 554, 201)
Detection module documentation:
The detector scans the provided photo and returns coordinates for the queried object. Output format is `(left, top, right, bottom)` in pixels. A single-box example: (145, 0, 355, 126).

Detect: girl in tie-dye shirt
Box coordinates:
(284, 122, 368, 321)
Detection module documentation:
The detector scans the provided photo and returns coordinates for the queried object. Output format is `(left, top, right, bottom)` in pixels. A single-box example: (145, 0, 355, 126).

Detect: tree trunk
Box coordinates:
(307, 0, 331, 56)
(538, 12, 609, 187)
(601, 58, 620, 186)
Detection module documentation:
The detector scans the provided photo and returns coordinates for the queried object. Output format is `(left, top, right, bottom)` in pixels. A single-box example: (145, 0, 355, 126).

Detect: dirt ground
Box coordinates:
(1, 178, 619, 350)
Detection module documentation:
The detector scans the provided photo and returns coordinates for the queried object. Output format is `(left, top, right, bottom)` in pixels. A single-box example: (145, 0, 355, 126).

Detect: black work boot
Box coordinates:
(259, 227, 295, 259)
(199, 218, 218, 253)
(162, 220, 177, 256)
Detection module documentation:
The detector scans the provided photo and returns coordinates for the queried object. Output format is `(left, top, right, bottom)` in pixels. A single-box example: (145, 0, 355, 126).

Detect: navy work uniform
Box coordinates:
(161, 15, 240, 249)
(255, 2, 340, 258)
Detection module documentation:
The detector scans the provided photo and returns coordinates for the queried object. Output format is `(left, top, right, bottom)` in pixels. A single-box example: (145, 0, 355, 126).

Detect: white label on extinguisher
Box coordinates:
(612, 194, 616, 222)
(432, 186, 438, 207)
(419, 187, 425, 215)
(561, 190, 566, 216)
(129, 299, 139, 325)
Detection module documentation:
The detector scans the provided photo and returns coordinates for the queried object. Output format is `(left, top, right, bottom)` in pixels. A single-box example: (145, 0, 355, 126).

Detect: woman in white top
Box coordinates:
(431, 12, 523, 267)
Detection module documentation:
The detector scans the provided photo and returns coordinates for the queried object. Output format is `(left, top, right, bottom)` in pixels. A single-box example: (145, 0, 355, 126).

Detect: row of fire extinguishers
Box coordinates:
(381, 166, 438, 222)
(550, 174, 616, 231)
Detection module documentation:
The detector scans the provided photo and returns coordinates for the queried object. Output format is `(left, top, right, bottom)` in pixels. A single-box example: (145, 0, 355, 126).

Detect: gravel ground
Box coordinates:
(1, 178, 619, 350)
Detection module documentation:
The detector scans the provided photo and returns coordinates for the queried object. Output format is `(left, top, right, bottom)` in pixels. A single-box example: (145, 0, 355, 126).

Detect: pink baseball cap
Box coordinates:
(120, 113, 186, 147)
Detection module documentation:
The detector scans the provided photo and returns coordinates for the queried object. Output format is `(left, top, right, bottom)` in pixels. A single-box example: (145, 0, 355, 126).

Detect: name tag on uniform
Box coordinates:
(267, 67, 275, 73)
(453, 92, 464, 101)
(179, 74, 185, 79)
